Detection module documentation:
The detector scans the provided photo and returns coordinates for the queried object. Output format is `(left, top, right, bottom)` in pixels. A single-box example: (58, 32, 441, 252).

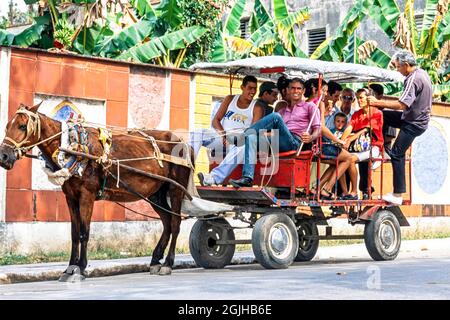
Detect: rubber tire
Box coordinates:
(252, 214, 299, 269)
(295, 218, 319, 262)
(364, 209, 401, 261)
(189, 218, 235, 269)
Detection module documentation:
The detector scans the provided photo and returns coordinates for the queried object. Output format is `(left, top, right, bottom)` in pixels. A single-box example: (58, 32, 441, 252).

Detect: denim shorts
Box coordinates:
(322, 144, 340, 157)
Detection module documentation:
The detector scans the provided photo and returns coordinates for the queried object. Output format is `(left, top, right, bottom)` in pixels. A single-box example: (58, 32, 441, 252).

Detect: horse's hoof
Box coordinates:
(149, 264, 162, 275)
(158, 266, 172, 276)
(58, 265, 86, 282)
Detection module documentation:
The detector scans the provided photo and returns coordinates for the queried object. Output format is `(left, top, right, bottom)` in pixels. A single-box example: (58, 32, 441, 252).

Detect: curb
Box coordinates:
(0, 253, 257, 284)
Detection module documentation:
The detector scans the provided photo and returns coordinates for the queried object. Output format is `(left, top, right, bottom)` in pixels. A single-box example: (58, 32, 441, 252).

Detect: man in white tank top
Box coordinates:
(195, 75, 264, 186)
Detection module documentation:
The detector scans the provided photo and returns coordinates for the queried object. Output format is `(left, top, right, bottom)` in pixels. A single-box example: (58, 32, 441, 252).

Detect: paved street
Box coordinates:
(0, 238, 449, 300)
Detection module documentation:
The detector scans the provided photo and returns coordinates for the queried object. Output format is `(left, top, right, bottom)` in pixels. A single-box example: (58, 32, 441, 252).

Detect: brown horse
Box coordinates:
(0, 102, 194, 281)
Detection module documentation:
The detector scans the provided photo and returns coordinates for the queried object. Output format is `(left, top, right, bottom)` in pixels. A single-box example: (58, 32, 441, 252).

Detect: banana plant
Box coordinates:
(312, 0, 450, 100)
(311, 0, 370, 61)
(211, 0, 310, 62)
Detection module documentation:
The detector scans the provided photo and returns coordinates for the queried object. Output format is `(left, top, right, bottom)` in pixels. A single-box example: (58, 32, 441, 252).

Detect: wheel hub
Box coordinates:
(269, 223, 292, 258)
(379, 220, 397, 252)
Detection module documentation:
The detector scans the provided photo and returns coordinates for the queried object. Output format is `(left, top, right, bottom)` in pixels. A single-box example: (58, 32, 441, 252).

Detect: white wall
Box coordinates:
(0, 47, 11, 222)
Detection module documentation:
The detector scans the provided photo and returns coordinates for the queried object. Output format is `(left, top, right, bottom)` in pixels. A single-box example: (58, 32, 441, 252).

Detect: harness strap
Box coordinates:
(137, 130, 192, 169)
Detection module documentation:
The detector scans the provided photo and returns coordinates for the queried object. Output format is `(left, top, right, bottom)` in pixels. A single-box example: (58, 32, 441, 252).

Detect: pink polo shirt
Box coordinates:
(279, 101, 321, 136)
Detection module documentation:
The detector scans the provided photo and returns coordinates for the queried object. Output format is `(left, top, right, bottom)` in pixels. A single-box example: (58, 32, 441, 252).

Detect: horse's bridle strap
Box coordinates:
(3, 107, 41, 153)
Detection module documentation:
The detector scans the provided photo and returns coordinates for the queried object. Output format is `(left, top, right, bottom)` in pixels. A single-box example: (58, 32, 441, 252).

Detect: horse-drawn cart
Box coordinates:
(189, 56, 410, 270)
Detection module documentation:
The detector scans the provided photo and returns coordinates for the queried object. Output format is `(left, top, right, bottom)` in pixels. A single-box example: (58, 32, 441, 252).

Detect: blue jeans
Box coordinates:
(242, 113, 300, 179)
(189, 128, 245, 183)
(383, 110, 426, 193)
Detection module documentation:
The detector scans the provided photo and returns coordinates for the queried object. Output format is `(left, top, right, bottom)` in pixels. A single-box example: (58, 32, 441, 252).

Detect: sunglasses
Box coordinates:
(342, 95, 354, 101)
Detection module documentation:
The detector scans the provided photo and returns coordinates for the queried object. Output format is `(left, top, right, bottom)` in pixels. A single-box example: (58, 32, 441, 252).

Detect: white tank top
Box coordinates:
(221, 95, 256, 132)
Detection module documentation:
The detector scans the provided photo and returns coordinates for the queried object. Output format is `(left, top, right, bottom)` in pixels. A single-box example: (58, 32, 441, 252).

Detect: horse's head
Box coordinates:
(0, 102, 42, 170)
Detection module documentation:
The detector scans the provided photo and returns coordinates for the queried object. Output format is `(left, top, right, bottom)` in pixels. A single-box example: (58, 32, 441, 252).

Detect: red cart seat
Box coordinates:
(209, 150, 314, 188)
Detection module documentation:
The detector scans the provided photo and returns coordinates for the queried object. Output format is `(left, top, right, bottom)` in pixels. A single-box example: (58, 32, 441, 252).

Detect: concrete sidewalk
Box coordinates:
(1, 238, 449, 284)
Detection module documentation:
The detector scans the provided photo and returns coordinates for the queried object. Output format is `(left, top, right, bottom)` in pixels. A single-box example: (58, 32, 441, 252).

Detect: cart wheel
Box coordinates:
(364, 209, 401, 261)
(252, 214, 299, 269)
(189, 218, 235, 269)
(295, 219, 319, 262)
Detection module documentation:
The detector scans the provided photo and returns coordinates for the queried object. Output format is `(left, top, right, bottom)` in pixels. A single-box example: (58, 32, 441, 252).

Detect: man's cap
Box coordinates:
(259, 81, 278, 95)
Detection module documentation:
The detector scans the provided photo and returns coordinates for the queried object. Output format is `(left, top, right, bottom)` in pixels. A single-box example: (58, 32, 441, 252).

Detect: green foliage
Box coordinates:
(178, 0, 227, 67)
(212, 0, 310, 62)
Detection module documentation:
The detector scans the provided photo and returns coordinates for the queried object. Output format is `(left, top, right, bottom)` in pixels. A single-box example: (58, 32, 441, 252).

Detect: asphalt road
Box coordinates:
(0, 239, 449, 300)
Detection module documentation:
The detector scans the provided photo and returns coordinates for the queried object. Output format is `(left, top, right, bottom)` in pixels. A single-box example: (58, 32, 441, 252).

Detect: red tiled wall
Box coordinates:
(5, 49, 129, 222)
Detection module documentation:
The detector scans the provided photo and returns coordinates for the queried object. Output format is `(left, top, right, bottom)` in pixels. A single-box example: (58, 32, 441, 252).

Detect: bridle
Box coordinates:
(2, 106, 42, 159)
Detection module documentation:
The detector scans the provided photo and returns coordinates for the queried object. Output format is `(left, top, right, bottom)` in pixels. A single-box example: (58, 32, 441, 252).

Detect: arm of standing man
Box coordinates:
(367, 96, 407, 111)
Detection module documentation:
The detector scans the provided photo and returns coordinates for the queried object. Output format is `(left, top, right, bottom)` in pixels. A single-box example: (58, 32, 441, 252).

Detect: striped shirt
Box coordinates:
(399, 68, 432, 130)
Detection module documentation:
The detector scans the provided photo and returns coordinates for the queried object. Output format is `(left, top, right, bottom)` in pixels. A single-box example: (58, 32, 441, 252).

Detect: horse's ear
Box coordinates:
(28, 101, 43, 113)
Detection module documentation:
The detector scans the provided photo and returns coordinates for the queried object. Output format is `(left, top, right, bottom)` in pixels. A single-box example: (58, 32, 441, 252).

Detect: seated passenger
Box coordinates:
(228, 78, 322, 188)
(341, 88, 384, 199)
(257, 81, 279, 116)
(319, 112, 358, 199)
(303, 78, 353, 199)
(191, 75, 264, 186)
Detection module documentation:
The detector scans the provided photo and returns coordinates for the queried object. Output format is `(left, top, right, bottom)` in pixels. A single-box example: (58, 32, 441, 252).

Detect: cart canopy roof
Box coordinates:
(190, 56, 404, 83)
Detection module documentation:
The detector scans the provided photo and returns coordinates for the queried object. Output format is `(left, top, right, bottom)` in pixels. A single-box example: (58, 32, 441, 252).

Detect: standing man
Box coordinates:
(368, 50, 432, 205)
(195, 75, 264, 186)
(257, 81, 279, 116)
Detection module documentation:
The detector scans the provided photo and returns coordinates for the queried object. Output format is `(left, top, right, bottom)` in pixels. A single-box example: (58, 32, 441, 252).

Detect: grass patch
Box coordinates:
(1, 232, 450, 266)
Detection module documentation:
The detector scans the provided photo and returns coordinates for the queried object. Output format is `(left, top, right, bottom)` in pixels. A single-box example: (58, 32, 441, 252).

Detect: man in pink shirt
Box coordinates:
(230, 78, 321, 187)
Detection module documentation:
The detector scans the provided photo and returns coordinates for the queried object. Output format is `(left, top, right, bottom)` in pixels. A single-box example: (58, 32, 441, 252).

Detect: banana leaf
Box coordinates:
(156, 0, 182, 29)
(250, 21, 276, 47)
(253, 0, 271, 27)
(420, 0, 440, 41)
(437, 12, 450, 43)
(224, 0, 246, 37)
(311, 0, 369, 61)
(93, 17, 155, 57)
(131, 0, 157, 18)
(250, 13, 260, 35)
(343, 32, 358, 63)
(369, 0, 400, 38)
(277, 7, 310, 53)
(0, 30, 15, 46)
(210, 20, 227, 62)
(73, 21, 114, 55)
(404, 0, 419, 55)
(118, 26, 207, 63)
(13, 22, 47, 47)
(273, 0, 289, 21)
(24, 0, 39, 4)
(288, 29, 308, 58)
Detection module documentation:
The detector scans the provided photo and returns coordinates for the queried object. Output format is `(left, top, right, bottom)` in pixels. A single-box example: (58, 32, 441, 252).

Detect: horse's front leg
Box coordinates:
(78, 191, 96, 275)
(59, 197, 84, 282)
(159, 188, 183, 276)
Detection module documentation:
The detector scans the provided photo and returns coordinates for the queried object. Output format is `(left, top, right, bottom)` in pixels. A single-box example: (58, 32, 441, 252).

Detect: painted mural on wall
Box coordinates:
(412, 116, 450, 204)
(49, 100, 82, 122)
(128, 66, 166, 129)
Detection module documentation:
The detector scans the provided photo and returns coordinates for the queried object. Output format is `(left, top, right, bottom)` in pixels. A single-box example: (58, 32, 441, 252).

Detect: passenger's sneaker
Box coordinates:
(197, 172, 216, 186)
(382, 193, 403, 205)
